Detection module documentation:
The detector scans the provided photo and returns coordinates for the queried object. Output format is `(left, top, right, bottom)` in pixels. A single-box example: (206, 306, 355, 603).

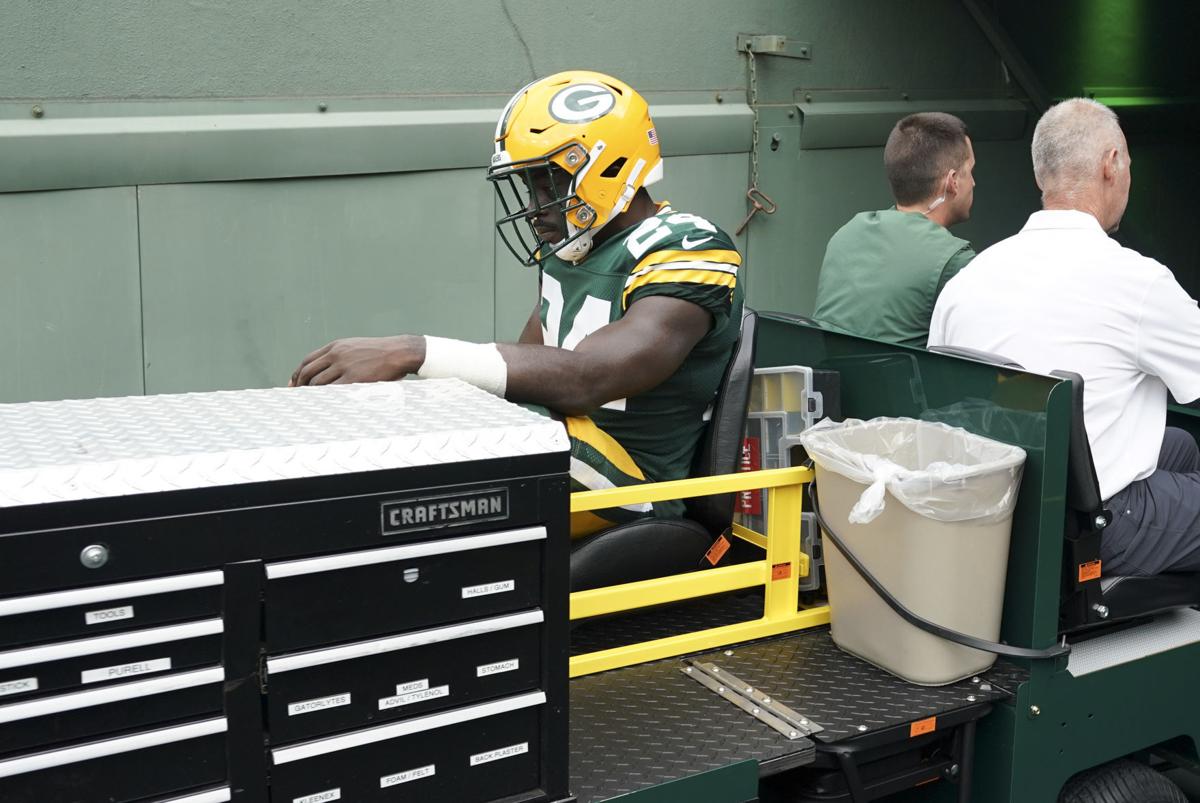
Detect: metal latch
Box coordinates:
(736, 33, 812, 60)
(682, 660, 824, 739)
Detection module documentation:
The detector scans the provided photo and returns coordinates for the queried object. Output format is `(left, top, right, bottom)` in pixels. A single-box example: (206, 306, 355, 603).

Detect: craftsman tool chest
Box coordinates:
(0, 380, 570, 803)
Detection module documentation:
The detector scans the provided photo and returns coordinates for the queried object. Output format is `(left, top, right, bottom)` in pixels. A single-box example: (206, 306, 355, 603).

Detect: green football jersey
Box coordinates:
(540, 205, 745, 500)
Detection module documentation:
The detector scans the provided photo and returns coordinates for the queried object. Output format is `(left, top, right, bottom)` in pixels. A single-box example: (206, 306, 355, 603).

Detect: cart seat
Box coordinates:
(928, 347, 1200, 632)
(570, 310, 758, 592)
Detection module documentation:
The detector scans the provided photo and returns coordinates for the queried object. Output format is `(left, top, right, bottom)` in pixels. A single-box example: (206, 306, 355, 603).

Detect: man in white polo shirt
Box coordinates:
(929, 97, 1200, 576)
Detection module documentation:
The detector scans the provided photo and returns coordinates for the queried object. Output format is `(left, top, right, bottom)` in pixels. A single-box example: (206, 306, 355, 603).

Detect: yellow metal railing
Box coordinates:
(569, 465, 830, 677)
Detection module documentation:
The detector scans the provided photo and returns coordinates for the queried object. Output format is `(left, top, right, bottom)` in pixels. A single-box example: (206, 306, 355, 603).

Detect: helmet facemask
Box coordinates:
(488, 143, 598, 266)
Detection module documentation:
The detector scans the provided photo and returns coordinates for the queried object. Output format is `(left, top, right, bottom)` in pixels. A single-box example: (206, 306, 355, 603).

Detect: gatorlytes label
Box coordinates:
(288, 693, 351, 717)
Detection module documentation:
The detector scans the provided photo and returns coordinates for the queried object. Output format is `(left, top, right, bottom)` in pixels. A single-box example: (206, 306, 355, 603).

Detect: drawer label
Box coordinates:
(0, 677, 38, 697)
(462, 579, 515, 599)
(470, 741, 529, 766)
(81, 657, 171, 684)
(294, 789, 340, 803)
(380, 764, 436, 788)
(85, 605, 135, 625)
(381, 487, 509, 534)
(288, 693, 352, 716)
(477, 658, 520, 677)
(379, 684, 449, 710)
(396, 678, 429, 694)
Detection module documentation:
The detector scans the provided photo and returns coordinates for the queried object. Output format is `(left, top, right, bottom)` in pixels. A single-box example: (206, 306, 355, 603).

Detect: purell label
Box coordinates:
(380, 764, 436, 788)
(396, 678, 429, 694)
(81, 657, 170, 684)
(85, 605, 134, 625)
(379, 685, 449, 710)
(0, 677, 37, 697)
(470, 741, 529, 766)
(461, 579, 515, 599)
(288, 693, 352, 717)
(293, 789, 340, 803)
(477, 658, 519, 677)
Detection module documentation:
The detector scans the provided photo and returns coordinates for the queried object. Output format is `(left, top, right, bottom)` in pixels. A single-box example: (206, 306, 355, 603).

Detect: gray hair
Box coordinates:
(1031, 98, 1126, 199)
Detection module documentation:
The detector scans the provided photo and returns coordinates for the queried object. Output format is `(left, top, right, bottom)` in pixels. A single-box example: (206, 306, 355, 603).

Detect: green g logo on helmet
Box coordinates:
(549, 84, 616, 124)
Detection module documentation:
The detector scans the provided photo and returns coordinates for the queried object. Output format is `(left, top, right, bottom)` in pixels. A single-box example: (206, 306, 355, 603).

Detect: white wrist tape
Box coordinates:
(416, 336, 508, 398)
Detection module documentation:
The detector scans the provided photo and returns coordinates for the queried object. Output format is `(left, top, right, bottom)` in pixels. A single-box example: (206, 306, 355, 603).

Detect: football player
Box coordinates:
(291, 70, 744, 536)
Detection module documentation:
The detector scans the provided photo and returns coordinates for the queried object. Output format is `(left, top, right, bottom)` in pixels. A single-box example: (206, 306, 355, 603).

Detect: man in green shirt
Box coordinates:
(813, 112, 976, 348)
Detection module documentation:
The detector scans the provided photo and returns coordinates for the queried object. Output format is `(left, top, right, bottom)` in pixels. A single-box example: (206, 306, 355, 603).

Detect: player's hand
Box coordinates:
(289, 335, 426, 386)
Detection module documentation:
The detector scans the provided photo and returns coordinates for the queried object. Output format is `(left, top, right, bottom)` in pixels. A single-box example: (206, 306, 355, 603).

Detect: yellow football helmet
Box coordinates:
(487, 70, 664, 265)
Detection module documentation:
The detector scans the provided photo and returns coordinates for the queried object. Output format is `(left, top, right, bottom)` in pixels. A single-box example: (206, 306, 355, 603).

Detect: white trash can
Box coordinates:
(799, 418, 1026, 685)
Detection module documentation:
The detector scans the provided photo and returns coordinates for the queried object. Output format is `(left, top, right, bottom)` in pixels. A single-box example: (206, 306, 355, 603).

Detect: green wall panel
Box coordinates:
(0, 187, 142, 402)
(745, 113, 1040, 317)
(0, 1, 1008, 101)
(138, 170, 495, 394)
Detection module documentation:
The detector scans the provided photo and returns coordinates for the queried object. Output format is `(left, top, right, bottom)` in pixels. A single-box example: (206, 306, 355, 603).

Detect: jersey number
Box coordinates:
(541, 273, 626, 411)
(624, 213, 717, 259)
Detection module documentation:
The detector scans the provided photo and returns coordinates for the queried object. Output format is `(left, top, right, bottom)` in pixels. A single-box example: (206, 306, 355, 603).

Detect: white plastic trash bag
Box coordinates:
(798, 418, 1026, 525)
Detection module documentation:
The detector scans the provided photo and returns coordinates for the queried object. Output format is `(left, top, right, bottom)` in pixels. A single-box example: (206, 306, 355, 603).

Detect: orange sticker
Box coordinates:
(704, 535, 731, 566)
(1078, 560, 1102, 583)
(910, 716, 937, 738)
(771, 562, 792, 581)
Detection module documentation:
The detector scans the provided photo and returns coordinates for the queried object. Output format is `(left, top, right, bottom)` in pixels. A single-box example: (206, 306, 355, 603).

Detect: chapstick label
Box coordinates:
(0, 677, 38, 697)
(81, 657, 170, 684)
(379, 685, 449, 710)
(396, 678, 429, 694)
(380, 764, 436, 788)
(462, 579, 515, 599)
(293, 789, 340, 803)
(477, 658, 520, 677)
(288, 693, 352, 717)
(470, 741, 529, 766)
(85, 605, 135, 625)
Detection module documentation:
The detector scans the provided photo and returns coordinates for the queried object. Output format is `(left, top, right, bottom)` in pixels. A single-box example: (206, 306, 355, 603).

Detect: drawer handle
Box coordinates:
(265, 526, 546, 580)
(151, 787, 231, 803)
(0, 570, 223, 618)
(272, 691, 544, 765)
(267, 609, 543, 674)
(0, 666, 224, 725)
(0, 717, 227, 778)
(0, 618, 223, 671)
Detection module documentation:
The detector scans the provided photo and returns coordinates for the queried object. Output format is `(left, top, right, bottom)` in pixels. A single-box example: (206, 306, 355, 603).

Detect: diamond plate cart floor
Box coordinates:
(688, 631, 1026, 743)
(570, 650, 817, 803)
(569, 620, 1029, 802)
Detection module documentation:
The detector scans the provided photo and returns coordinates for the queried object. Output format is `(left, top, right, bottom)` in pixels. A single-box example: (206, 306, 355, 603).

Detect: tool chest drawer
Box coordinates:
(266, 610, 543, 744)
(0, 619, 223, 704)
(264, 527, 546, 652)
(0, 716, 228, 803)
(269, 692, 545, 803)
(0, 518, 232, 599)
(0, 569, 224, 648)
(0, 666, 224, 757)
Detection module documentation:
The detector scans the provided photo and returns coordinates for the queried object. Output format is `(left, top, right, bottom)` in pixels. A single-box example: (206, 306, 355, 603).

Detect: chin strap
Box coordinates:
(807, 481, 1070, 661)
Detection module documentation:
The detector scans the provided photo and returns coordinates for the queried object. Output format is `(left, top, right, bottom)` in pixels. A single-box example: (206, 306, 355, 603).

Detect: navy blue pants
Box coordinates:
(1102, 427, 1200, 576)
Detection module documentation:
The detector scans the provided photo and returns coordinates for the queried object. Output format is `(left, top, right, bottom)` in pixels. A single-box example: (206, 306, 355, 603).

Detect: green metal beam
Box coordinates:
(0, 98, 750, 194)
